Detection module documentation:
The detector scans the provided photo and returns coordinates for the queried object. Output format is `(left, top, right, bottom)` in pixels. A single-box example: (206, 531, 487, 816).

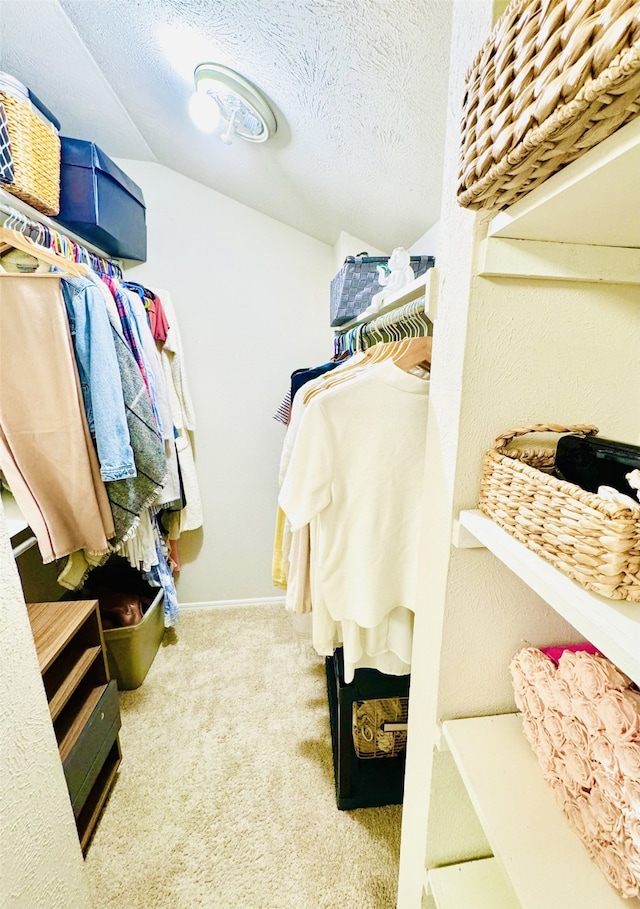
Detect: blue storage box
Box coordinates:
(56, 138, 146, 261)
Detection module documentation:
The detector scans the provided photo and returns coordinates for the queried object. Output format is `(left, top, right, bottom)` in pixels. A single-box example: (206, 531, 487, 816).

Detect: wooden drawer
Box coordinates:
(63, 679, 121, 817)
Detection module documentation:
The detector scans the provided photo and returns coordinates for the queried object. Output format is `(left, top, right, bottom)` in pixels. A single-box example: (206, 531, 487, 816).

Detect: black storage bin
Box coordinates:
(56, 137, 147, 261)
(326, 647, 410, 810)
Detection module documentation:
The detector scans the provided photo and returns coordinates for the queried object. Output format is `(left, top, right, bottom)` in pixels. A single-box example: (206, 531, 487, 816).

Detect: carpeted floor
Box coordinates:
(85, 604, 403, 909)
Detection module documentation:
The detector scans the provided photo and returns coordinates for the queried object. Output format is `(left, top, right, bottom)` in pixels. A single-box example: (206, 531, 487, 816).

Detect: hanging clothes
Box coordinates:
(271, 358, 345, 586)
(0, 276, 115, 562)
(0, 231, 200, 627)
(122, 286, 181, 508)
(150, 286, 203, 536)
(278, 347, 430, 683)
(60, 276, 137, 481)
(121, 282, 170, 343)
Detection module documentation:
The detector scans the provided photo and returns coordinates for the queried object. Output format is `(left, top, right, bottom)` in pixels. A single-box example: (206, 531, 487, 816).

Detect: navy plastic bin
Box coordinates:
(56, 138, 146, 261)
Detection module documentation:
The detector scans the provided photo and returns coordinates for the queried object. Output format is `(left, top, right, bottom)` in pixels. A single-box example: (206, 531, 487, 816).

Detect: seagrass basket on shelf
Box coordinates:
(0, 90, 60, 215)
(458, 0, 640, 211)
(478, 424, 640, 602)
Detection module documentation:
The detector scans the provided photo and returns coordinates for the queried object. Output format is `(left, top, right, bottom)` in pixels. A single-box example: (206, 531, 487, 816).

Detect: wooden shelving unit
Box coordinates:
(26, 599, 122, 853)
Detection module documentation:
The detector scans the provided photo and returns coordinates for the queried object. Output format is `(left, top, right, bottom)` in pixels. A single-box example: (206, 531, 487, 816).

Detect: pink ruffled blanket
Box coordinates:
(510, 645, 640, 899)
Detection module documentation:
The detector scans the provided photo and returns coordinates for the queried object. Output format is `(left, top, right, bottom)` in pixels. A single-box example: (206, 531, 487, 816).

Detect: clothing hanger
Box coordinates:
(305, 336, 424, 405)
(406, 301, 421, 337)
(303, 337, 412, 406)
(393, 335, 433, 372)
(1, 205, 120, 278)
(0, 224, 89, 277)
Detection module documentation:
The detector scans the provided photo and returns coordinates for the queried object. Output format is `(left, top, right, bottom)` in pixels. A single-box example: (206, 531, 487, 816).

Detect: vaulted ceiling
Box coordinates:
(0, 0, 453, 250)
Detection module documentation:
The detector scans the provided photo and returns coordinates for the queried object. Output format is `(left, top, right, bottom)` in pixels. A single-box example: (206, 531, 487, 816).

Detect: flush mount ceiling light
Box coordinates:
(190, 63, 277, 144)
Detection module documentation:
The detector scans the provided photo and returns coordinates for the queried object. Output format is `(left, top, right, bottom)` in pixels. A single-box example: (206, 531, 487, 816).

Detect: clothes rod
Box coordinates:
(0, 187, 122, 264)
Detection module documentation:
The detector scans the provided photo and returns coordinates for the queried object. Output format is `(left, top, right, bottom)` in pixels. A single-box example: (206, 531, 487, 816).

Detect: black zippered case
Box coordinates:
(554, 434, 640, 495)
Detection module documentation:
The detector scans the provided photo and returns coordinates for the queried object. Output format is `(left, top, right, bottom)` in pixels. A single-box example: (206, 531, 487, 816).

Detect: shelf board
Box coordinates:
(47, 645, 103, 721)
(478, 236, 640, 285)
(428, 858, 520, 909)
(26, 600, 99, 673)
(443, 714, 635, 908)
(488, 117, 640, 249)
(334, 267, 437, 332)
(455, 510, 640, 687)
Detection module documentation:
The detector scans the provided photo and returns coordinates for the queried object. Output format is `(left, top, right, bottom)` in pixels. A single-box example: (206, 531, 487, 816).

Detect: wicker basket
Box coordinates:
(352, 696, 408, 759)
(458, 0, 640, 211)
(479, 424, 640, 601)
(0, 90, 60, 215)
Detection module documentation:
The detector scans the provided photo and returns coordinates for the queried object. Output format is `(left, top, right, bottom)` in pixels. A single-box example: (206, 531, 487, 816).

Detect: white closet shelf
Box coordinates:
(335, 267, 438, 332)
(428, 857, 520, 908)
(487, 117, 640, 250)
(477, 117, 640, 283)
(478, 236, 640, 285)
(454, 509, 640, 687)
(442, 714, 636, 909)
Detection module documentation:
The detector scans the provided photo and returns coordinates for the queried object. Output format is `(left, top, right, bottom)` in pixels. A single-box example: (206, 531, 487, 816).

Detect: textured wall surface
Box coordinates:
(0, 508, 92, 909)
(399, 0, 640, 902)
(0, 0, 451, 250)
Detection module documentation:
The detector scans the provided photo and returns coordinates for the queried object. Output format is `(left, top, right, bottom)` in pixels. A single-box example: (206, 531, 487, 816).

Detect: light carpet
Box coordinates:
(85, 604, 403, 909)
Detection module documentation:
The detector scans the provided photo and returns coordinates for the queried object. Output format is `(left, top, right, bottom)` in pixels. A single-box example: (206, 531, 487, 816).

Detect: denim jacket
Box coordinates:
(61, 277, 137, 481)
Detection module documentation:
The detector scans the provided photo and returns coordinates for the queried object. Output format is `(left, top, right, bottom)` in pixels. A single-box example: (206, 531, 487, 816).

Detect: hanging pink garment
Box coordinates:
(0, 276, 114, 562)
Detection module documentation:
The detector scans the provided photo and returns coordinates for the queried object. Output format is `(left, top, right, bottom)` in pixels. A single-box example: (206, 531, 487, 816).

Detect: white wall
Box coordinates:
(118, 161, 334, 604)
(410, 221, 440, 259)
(332, 230, 385, 271)
(0, 507, 92, 909)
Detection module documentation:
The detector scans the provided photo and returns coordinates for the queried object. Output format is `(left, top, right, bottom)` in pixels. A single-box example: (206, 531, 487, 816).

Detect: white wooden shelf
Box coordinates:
(334, 267, 438, 332)
(428, 857, 520, 908)
(488, 117, 640, 250)
(442, 714, 637, 909)
(454, 510, 640, 687)
(478, 236, 640, 285)
(477, 117, 640, 284)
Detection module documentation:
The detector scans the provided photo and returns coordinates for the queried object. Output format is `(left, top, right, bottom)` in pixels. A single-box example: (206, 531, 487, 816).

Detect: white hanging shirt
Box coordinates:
(279, 359, 429, 638)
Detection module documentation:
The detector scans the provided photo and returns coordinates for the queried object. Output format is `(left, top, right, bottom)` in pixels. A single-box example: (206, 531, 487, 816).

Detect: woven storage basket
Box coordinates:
(458, 0, 640, 211)
(479, 424, 640, 601)
(330, 254, 435, 327)
(0, 90, 60, 215)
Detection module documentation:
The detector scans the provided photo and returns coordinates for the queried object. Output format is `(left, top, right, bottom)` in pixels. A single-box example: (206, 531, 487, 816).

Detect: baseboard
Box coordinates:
(179, 596, 286, 610)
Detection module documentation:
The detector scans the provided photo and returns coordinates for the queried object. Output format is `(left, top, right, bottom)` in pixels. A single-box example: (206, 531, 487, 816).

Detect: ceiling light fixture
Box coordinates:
(191, 63, 277, 144)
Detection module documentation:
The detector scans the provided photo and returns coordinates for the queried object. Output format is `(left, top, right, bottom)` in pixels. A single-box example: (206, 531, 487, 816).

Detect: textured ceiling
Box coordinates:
(0, 0, 452, 250)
